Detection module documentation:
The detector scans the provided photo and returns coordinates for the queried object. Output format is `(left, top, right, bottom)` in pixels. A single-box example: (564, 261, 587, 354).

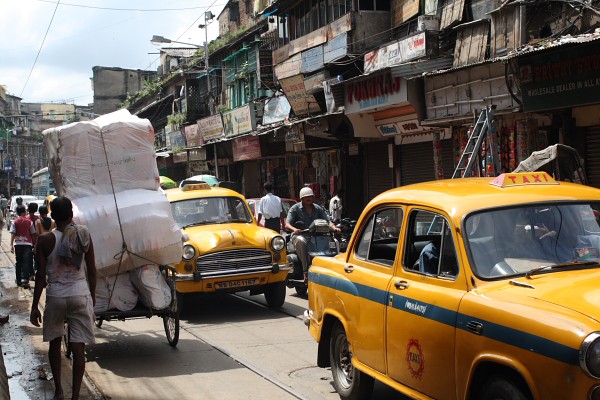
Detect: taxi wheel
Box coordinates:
(479, 375, 530, 400)
(330, 322, 374, 400)
(295, 285, 307, 297)
(264, 281, 286, 308)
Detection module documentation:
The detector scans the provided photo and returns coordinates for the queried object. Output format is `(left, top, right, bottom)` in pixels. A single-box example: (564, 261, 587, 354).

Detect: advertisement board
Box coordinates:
(198, 114, 225, 142)
(184, 123, 203, 147)
(222, 104, 256, 138)
(280, 75, 321, 116)
(262, 96, 292, 125)
(232, 135, 262, 162)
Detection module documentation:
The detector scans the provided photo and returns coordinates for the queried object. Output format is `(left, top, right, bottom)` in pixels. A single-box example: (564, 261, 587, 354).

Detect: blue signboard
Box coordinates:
(324, 33, 348, 64)
(301, 45, 324, 74)
(3, 160, 12, 172)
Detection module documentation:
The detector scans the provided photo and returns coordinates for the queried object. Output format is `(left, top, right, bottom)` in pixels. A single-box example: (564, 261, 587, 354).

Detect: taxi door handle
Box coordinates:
(394, 280, 410, 290)
(344, 266, 354, 273)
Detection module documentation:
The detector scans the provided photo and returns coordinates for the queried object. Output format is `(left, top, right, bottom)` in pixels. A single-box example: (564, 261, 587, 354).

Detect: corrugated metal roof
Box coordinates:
(161, 48, 198, 58)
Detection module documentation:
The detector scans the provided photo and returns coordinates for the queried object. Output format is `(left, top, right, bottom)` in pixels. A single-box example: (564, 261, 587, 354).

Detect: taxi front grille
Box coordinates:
(195, 249, 273, 277)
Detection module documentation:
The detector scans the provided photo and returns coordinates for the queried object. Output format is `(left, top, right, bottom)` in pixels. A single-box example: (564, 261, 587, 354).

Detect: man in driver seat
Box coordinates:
(285, 187, 340, 274)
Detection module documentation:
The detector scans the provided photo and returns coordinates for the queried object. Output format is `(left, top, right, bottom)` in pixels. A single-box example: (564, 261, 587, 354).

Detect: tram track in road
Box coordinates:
(179, 292, 312, 400)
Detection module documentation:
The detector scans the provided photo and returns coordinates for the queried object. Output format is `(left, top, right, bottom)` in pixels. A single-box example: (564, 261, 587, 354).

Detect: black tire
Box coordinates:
(330, 322, 374, 400)
(163, 313, 179, 347)
(264, 281, 286, 308)
(479, 375, 530, 400)
(295, 285, 308, 297)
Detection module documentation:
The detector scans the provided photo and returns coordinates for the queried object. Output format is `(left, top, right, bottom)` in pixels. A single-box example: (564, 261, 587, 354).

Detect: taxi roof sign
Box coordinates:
(490, 172, 558, 188)
(182, 182, 211, 191)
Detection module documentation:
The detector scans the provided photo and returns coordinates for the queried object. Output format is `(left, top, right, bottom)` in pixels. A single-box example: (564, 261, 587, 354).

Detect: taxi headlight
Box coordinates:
(270, 236, 285, 252)
(182, 244, 196, 261)
(580, 332, 600, 378)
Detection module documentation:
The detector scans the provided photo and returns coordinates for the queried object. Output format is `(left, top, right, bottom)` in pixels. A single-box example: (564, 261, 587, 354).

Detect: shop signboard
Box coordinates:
(301, 45, 324, 74)
(173, 151, 188, 163)
(188, 161, 210, 174)
(223, 104, 256, 138)
(3, 160, 12, 172)
(168, 129, 186, 151)
(324, 33, 348, 64)
(184, 123, 203, 147)
(198, 114, 225, 142)
(519, 41, 600, 112)
(304, 71, 329, 93)
(364, 32, 429, 73)
(345, 73, 406, 114)
(273, 43, 291, 65)
(232, 135, 262, 162)
(397, 119, 435, 134)
(285, 123, 304, 143)
(376, 123, 401, 136)
(279, 74, 321, 116)
(189, 148, 207, 161)
(274, 53, 302, 80)
(392, 0, 419, 27)
(328, 14, 352, 39)
(263, 96, 292, 125)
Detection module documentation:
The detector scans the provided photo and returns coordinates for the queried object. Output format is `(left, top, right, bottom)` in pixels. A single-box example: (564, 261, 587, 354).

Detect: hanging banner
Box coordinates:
(263, 96, 292, 125)
(173, 151, 188, 163)
(280, 75, 321, 116)
(223, 104, 256, 138)
(198, 114, 225, 142)
(168, 129, 186, 151)
(232, 135, 262, 161)
(184, 124, 203, 147)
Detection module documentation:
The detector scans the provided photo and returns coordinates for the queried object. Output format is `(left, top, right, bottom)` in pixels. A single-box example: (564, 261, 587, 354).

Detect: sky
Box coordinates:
(0, 0, 225, 107)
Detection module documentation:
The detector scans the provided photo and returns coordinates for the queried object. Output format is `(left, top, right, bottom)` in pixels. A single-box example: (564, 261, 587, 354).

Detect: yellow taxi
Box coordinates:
(305, 172, 600, 400)
(166, 182, 290, 309)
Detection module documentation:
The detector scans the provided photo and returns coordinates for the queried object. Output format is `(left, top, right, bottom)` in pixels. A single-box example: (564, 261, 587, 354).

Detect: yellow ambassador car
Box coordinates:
(165, 183, 290, 309)
(305, 172, 600, 400)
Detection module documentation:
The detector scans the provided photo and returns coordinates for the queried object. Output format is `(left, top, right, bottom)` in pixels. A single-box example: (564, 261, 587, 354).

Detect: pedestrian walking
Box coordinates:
(10, 205, 36, 288)
(257, 182, 285, 232)
(27, 202, 40, 279)
(35, 205, 55, 236)
(0, 194, 7, 219)
(30, 196, 97, 400)
(329, 187, 344, 221)
(13, 196, 23, 215)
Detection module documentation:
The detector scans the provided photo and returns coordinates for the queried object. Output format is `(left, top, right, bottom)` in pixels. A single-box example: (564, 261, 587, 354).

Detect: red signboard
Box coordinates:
(232, 135, 262, 162)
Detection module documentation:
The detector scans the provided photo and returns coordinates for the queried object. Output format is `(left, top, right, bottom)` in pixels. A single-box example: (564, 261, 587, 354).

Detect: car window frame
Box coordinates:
(352, 205, 404, 268)
(402, 207, 460, 281)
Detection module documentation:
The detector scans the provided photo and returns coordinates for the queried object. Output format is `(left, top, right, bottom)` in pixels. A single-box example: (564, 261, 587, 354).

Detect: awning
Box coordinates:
(135, 94, 174, 125)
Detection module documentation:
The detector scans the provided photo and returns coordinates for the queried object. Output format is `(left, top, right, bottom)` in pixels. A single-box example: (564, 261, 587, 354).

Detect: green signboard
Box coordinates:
(519, 41, 600, 113)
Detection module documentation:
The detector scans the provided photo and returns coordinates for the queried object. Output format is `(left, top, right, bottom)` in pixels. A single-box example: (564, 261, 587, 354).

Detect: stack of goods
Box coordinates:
(43, 109, 182, 312)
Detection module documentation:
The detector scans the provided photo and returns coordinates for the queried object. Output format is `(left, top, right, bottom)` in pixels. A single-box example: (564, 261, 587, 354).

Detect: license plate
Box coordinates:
(215, 278, 257, 289)
(329, 242, 337, 249)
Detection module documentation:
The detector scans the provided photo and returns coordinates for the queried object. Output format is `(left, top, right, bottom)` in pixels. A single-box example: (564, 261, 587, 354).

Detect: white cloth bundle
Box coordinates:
(43, 109, 159, 199)
(129, 264, 172, 310)
(94, 273, 139, 313)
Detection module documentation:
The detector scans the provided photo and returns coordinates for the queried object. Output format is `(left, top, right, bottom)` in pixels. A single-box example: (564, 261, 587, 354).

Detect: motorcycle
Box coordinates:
(334, 217, 357, 253)
(286, 219, 339, 296)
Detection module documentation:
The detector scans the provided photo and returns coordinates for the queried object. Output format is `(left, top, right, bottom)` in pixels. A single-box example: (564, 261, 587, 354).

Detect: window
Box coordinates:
(354, 207, 403, 266)
(319, 0, 327, 26)
(358, 0, 389, 11)
(404, 210, 459, 278)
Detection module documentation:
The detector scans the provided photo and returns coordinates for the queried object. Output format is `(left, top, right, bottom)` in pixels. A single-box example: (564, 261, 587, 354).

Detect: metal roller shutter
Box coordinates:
(586, 126, 600, 188)
(400, 141, 434, 185)
(365, 141, 394, 201)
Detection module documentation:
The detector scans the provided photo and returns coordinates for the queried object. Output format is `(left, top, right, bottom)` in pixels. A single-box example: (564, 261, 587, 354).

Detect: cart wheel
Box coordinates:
(163, 312, 179, 347)
(95, 318, 103, 328)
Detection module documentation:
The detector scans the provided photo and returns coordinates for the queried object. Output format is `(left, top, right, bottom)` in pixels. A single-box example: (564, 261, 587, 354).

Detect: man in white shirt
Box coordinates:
(257, 182, 285, 232)
(329, 187, 344, 221)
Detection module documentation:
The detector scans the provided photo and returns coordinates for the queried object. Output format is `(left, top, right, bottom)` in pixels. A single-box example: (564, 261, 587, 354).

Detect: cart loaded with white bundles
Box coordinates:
(43, 109, 183, 346)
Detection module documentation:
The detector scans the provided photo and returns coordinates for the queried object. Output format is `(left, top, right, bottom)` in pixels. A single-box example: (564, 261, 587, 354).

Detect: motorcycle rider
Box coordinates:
(285, 187, 341, 274)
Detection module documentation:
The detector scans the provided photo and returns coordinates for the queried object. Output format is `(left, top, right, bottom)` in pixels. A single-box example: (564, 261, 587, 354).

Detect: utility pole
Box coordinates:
(199, 11, 215, 113)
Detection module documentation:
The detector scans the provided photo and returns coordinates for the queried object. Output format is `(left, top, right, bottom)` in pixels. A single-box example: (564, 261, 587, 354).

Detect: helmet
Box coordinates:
(299, 187, 314, 199)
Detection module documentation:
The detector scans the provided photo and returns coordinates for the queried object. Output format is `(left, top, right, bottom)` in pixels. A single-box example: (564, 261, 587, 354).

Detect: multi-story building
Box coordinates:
(126, 0, 600, 218)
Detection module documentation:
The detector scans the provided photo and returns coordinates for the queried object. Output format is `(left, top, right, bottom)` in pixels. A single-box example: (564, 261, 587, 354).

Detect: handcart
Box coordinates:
(93, 265, 180, 347)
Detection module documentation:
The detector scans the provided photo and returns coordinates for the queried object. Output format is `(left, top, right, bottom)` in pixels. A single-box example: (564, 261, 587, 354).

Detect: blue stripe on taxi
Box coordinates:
(309, 271, 579, 366)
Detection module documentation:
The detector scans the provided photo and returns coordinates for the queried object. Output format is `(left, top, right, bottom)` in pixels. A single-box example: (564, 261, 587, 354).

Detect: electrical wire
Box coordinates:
(32, 0, 227, 12)
(20, 0, 61, 98)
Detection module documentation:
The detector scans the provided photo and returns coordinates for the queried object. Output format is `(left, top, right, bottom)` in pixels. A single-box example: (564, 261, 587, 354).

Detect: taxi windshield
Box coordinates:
(465, 202, 600, 279)
(171, 196, 252, 229)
